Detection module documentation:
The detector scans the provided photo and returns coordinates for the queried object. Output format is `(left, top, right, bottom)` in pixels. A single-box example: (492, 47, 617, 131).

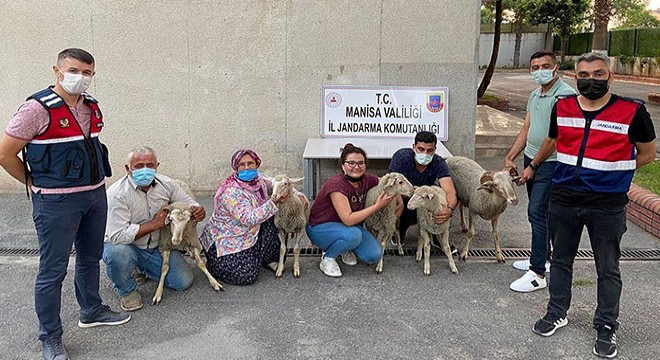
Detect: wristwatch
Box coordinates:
(529, 162, 539, 172)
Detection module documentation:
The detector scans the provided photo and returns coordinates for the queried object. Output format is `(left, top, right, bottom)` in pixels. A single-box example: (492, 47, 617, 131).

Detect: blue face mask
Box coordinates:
(530, 68, 555, 85)
(415, 152, 433, 166)
(131, 167, 156, 186)
(237, 169, 259, 182)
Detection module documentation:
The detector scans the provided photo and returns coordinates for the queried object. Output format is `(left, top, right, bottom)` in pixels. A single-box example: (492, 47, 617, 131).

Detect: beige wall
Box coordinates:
(0, 0, 480, 194)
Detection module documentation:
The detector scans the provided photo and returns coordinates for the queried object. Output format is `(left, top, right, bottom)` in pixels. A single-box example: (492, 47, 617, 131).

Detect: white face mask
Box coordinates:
(530, 66, 556, 86)
(415, 152, 433, 166)
(58, 69, 92, 95)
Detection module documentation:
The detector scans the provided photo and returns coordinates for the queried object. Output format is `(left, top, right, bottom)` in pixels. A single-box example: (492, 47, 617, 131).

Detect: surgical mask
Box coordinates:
(131, 167, 156, 186)
(577, 78, 610, 100)
(237, 169, 259, 182)
(530, 68, 555, 85)
(415, 152, 433, 166)
(58, 69, 92, 95)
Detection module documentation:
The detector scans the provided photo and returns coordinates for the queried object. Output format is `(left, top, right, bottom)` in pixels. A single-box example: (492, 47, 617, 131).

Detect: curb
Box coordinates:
(626, 184, 660, 238)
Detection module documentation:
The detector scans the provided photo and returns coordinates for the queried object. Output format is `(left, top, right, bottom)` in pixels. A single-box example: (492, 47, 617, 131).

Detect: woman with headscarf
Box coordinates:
(200, 149, 288, 286)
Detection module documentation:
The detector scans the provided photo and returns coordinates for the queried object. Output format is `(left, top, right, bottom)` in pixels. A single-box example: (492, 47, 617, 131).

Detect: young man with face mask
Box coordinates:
(0, 48, 130, 360)
(103, 146, 206, 312)
(505, 51, 576, 293)
(388, 131, 458, 252)
(530, 52, 656, 359)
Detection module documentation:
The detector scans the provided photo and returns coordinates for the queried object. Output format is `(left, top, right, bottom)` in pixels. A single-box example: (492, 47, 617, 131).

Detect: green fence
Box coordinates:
(553, 28, 660, 57)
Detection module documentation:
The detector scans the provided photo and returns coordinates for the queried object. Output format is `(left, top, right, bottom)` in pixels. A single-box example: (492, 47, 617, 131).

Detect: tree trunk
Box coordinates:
(513, 12, 524, 69)
(592, 0, 612, 53)
(478, 0, 502, 99)
(545, 22, 553, 51)
(560, 36, 567, 62)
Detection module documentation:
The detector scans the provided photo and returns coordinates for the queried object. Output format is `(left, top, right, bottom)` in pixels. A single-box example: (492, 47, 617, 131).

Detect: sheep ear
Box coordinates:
(427, 192, 434, 200)
(479, 172, 494, 184)
(290, 177, 304, 183)
(477, 181, 495, 193)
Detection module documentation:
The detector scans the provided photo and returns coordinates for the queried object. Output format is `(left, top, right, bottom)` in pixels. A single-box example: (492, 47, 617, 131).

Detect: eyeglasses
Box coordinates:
(237, 161, 257, 169)
(344, 161, 365, 168)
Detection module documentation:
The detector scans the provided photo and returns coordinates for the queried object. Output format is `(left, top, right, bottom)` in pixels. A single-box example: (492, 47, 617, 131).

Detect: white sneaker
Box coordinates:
(341, 251, 358, 266)
(510, 270, 547, 293)
(513, 259, 550, 272)
(319, 255, 342, 277)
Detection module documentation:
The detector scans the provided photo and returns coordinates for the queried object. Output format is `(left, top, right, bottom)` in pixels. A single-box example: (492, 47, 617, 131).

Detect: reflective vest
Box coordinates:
(24, 88, 111, 188)
(553, 95, 640, 193)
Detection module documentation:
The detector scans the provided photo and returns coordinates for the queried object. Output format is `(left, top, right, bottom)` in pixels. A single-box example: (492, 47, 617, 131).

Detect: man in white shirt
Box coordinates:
(103, 146, 206, 311)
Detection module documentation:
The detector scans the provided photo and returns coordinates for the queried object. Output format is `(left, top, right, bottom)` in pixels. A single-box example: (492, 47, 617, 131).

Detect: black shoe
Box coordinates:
(41, 337, 68, 360)
(532, 313, 568, 337)
(593, 324, 617, 358)
(78, 305, 131, 328)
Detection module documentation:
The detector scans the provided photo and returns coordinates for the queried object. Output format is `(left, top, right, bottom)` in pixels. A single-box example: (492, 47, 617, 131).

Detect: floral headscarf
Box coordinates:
(214, 149, 268, 206)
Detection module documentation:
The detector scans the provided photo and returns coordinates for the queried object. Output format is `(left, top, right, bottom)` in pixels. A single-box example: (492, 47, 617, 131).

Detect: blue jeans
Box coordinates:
(32, 186, 107, 341)
(103, 243, 193, 296)
(546, 201, 626, 328)
(305, 222, 381, 264)
(525, 156, 554, 276)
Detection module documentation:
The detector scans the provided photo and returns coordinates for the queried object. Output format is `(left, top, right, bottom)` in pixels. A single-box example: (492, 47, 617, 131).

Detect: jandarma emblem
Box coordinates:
(426, 93, 444, 112)
(58, 118, 70, 128)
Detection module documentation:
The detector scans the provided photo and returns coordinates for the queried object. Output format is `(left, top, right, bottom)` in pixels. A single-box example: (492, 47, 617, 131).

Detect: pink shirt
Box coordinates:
(5, 95, 103, 194)
(308, 173, 379, 226)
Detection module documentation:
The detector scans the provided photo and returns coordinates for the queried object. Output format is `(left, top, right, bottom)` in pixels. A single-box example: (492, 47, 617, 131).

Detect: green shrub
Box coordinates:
(636, 28, 660, 57)
(610, 29, 635, 56)
(558, 60, 574, 70)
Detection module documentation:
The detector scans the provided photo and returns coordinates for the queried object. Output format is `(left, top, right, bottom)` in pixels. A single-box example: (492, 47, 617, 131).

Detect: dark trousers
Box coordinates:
(524, 156, 554, 275)
(205, 217, 280, 286)
(32, 186, 107, 341)
(546, 201, 626, 328)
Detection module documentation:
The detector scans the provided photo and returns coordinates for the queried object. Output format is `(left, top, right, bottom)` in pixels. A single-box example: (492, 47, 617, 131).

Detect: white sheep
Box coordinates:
(364, 172, 414, 273)
(271, 175, 309, 278)
(154, 187, 223, 305)
(406, 185, 455, 275)
(446, 156, 520, 264)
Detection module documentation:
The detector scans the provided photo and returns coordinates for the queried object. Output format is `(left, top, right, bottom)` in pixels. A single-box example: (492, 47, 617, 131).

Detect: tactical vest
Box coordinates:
(24, 88, 111, 189)
(553, 95, 640, 193)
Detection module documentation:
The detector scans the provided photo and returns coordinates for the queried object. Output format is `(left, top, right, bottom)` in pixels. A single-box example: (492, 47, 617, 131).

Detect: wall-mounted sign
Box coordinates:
(321, 85, 449, 140)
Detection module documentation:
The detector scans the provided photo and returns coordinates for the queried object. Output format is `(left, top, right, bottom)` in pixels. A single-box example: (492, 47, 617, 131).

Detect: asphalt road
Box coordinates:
(481, 70, 660, 154)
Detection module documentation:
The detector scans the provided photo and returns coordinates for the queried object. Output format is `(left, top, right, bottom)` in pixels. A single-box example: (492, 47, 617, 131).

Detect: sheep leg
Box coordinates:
(459, 214, 476, 262)
(394, 231, 404, 256)
(293, 231, 302, 278)
(153, 249, 170, 305)
(191, 247, 224, 292)
(439, 229, 458, 274)
(491, 218, 505, 263)
(375, 232, 386, 274)
(275, 231, 287, 279)
(415, 230, 424, 262)
(420, 230, 432, 276)
(459, 203, 468, 232)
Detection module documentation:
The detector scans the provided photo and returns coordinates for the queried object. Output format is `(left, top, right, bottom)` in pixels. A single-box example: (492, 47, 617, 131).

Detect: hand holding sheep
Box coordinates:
(432, 207, 452, 224)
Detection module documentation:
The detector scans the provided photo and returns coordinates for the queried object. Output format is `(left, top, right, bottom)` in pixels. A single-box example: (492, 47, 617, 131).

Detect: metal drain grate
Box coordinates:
(1, 247, 659, 260)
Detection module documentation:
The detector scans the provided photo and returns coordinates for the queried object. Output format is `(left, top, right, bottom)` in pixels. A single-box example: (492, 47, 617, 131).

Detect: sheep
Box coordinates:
(271, 175, 309, 278)
(153, 186, 223, 305)
(446, 156, 520, 264)
(364, 172, 414, 273)
(406, 185, 455, 275)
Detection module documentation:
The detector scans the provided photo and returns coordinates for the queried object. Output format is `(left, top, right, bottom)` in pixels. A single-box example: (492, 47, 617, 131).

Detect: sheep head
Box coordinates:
(167, 204, 193, 246)
(271, 175, 304, 202)
(381, 172, 414, 197)
(477, 169, 519, 205)
(407, 185, 448, 211)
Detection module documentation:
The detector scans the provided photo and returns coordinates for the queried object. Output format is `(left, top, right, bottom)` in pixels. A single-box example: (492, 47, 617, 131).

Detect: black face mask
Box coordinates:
(344, 174, 364, 183)
(577, 78, 609, 100)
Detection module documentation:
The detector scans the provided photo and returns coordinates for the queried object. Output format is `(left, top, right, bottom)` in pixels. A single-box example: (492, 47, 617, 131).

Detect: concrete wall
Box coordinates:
(479, 32, 547, 68)
(0, 0, 481, 194)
